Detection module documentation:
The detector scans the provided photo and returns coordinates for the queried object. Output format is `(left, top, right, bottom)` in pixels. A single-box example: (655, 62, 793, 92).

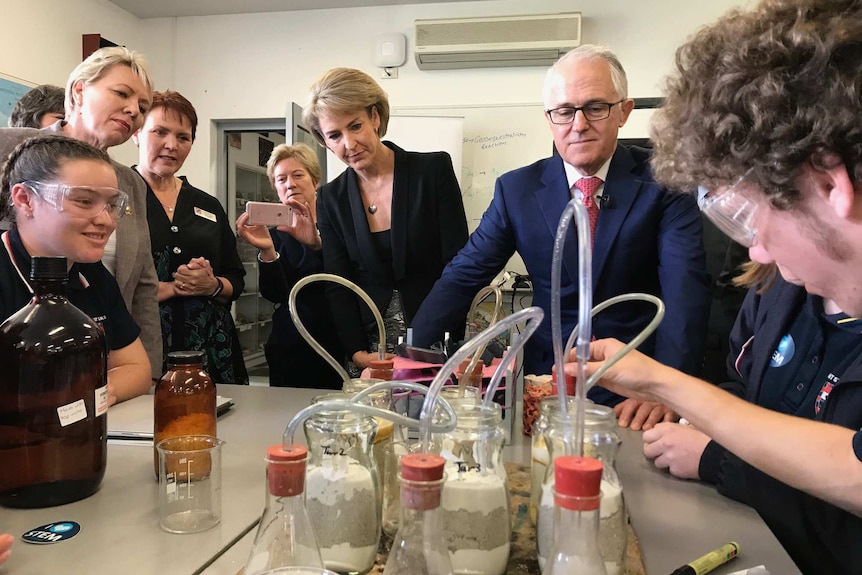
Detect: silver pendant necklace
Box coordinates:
(367, 204, 377, 215)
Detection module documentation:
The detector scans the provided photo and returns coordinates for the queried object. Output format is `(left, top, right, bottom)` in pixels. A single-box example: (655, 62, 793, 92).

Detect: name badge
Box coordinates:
(194, 207, 217, 222)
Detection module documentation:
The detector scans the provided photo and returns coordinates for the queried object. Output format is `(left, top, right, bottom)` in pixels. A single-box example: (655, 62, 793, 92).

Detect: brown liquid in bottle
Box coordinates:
(0, 256, 108, 508)
(153, 351, 216, 477)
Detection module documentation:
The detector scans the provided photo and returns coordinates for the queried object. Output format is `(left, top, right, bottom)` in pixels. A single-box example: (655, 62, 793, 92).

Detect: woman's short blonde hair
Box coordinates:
(266, 143, 322, 188)
(301, 67, 390, 146)
(65, 47, 154, 115)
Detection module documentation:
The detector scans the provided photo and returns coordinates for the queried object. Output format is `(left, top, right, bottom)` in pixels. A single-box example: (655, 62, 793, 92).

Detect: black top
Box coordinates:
(0, 228, 140, 350)
(140, 173, 247, 384)
(258, 228, 344, 388)
(699, 277, 862, 574)
(316, 141, 468, 356)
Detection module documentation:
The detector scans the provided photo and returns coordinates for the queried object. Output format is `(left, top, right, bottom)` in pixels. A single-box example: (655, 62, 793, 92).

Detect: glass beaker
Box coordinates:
(536, 403, 625, 575)
(157, 435, 224, 534)
(434, 403, 510, 575)
(304, 404, 381, 574)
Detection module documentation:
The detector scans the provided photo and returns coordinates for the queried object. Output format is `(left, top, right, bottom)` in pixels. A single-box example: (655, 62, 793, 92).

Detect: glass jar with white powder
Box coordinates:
(536, 403, 625, 575)
(434, 402, 510, 575)
(304, 405, 381, 575)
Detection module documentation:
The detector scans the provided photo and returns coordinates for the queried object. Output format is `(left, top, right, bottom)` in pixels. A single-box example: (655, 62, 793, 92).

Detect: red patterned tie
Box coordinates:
(575, 177, 602, 248)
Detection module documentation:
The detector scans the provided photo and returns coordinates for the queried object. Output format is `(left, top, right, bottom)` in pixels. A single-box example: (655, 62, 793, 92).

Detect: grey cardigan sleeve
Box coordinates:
(114, 164, 163, 379)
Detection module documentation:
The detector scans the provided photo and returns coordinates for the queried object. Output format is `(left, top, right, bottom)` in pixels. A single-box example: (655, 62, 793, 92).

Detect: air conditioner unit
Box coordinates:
(414, 13, 581, 70)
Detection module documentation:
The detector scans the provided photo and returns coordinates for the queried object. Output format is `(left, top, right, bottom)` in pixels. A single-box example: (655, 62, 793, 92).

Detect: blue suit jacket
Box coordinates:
(411, 145, 710, 405)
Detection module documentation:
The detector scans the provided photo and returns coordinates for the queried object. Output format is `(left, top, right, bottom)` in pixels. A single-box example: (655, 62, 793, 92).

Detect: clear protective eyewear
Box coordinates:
(24, 181, 129, 221)
(546, 100, 624, 124)
(700, 171, 758, 247)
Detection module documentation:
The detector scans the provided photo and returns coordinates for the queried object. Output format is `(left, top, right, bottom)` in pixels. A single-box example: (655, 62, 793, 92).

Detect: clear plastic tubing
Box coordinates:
(419, 306, 544, 452)
(289, 273, 387, 383)
(282, 395, 457, 448)
(550, 198, 593, 454)
(481, 307, 544, 408)
(459, 285, 503, 397)
(563, 293, 665, 390)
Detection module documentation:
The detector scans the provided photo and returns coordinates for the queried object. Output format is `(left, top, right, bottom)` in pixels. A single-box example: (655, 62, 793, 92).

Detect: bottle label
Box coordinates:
(57, 399, 87, 427)
(95, 385, 109, 417)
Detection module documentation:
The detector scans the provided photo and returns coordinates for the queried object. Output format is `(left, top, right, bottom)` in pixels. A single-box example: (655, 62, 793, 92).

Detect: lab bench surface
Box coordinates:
(1, 385, 799, 575)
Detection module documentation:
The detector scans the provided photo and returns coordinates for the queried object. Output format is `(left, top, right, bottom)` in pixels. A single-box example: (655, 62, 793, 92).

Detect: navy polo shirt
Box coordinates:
(758, 295, 862, 418)
(0, 228, 140, 350)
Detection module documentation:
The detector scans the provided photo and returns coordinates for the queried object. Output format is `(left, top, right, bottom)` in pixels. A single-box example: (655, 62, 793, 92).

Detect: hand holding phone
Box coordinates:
(245, 201, 294, 227)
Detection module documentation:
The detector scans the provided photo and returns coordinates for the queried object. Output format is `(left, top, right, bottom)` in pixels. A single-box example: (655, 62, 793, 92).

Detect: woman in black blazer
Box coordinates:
(302, 67, 468, 374)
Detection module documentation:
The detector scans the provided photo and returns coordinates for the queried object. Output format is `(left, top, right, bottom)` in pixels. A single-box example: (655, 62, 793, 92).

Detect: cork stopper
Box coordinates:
(457, 359, 485, 387)
(554, 456, 602, 511)
(266, 444, 307, 497)
(401, 453, 445, 510)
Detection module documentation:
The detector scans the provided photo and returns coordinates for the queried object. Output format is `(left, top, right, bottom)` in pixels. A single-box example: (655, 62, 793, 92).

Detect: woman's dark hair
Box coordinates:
(651, 0, 862, 210)
(0, 134, 112, 221)
(150, 90, 199, 141)
(8, 85, 65, 129)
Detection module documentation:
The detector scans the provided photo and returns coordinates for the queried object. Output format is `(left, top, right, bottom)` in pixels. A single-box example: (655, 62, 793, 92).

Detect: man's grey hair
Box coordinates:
(543, 45, 629, 108)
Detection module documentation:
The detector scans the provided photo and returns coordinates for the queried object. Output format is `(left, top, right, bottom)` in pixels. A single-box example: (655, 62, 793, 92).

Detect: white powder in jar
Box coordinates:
(537, 477, 625, 575)
(306, 459, 379, 573)
(441, 467, 510, 575)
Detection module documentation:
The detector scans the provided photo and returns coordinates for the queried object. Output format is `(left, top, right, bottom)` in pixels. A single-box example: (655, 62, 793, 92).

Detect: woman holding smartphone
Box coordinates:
(236, 143, 343, 388)
(133, 90, 247, 384)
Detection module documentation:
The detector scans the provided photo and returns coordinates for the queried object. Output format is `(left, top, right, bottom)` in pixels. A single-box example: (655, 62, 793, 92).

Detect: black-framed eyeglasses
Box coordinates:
(546, 100, 625, 124)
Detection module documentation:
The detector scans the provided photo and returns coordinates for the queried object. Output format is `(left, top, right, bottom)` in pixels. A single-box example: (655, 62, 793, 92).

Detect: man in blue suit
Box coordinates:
(411, 45, 711, 429)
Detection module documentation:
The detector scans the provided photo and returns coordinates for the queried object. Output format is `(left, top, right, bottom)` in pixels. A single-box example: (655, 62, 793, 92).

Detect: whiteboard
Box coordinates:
(393, 104, 554, 277)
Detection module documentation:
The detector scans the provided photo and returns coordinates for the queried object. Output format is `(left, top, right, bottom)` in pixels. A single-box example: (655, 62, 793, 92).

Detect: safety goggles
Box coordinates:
(24, 181, 129, 221)
(699, 171, 759, 247)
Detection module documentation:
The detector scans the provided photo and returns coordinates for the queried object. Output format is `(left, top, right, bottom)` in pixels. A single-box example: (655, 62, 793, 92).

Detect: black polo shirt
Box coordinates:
(0, 228, 140, 350)
(758, 294, 862, 418)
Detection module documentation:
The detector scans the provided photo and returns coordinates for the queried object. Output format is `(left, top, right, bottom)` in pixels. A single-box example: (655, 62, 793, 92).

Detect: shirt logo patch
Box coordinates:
(770, 334, 795, 367)
(815, 381, 834, 414)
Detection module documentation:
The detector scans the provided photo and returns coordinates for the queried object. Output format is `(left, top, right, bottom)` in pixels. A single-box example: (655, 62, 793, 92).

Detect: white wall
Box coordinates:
(3, 0, 749, 191)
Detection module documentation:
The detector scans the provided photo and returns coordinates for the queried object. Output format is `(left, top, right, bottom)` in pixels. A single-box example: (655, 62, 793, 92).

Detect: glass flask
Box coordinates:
(529, 396, 593, 523)
(435, 402, 510, 575)
(0, 256, 107, 508)
(383, 453, 453, 575)
(245, 445, 325, 574)
(541, 456, 606, 575)
(153, 350, 216, 478)
(304, 404, 381, 574)
(537, 403, 626, 575)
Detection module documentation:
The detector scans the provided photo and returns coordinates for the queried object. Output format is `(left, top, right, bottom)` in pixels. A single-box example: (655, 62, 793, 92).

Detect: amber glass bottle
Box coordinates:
(153, 351, 216, 477)
(0, 256, 108, 508)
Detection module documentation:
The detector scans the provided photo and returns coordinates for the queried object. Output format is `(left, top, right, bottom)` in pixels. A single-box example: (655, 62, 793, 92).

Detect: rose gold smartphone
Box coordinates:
(245, 201, 294, 227)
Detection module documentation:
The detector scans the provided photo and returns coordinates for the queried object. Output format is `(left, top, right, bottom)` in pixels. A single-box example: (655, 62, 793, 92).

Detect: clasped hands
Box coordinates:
(172, 257, 219, 297)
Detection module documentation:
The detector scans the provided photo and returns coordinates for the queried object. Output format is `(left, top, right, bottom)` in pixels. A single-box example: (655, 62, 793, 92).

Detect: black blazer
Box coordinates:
(316, 141, 468, 356)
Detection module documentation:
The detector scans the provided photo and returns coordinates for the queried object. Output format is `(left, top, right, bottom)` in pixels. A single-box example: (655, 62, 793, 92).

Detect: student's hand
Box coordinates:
(0, 532, 13, 565)
(614, 399, 676, 431)
(352, 350, 396, 370)
(574, 338, 673, 403)
(642, 422, 710, 479)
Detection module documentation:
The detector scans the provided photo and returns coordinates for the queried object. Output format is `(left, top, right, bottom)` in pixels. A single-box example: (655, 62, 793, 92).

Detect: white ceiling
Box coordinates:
(109, 0, 477, 19)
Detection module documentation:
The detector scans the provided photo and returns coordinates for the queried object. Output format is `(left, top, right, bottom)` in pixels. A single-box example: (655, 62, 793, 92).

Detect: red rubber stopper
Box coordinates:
(401, 453, 446, 510)
(369, 359, 395, 370)
(457, 359, 484, 376)
(550, 365, 576, 395)
(267, 444, 307, 497)
(554, 456, 603, 511)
